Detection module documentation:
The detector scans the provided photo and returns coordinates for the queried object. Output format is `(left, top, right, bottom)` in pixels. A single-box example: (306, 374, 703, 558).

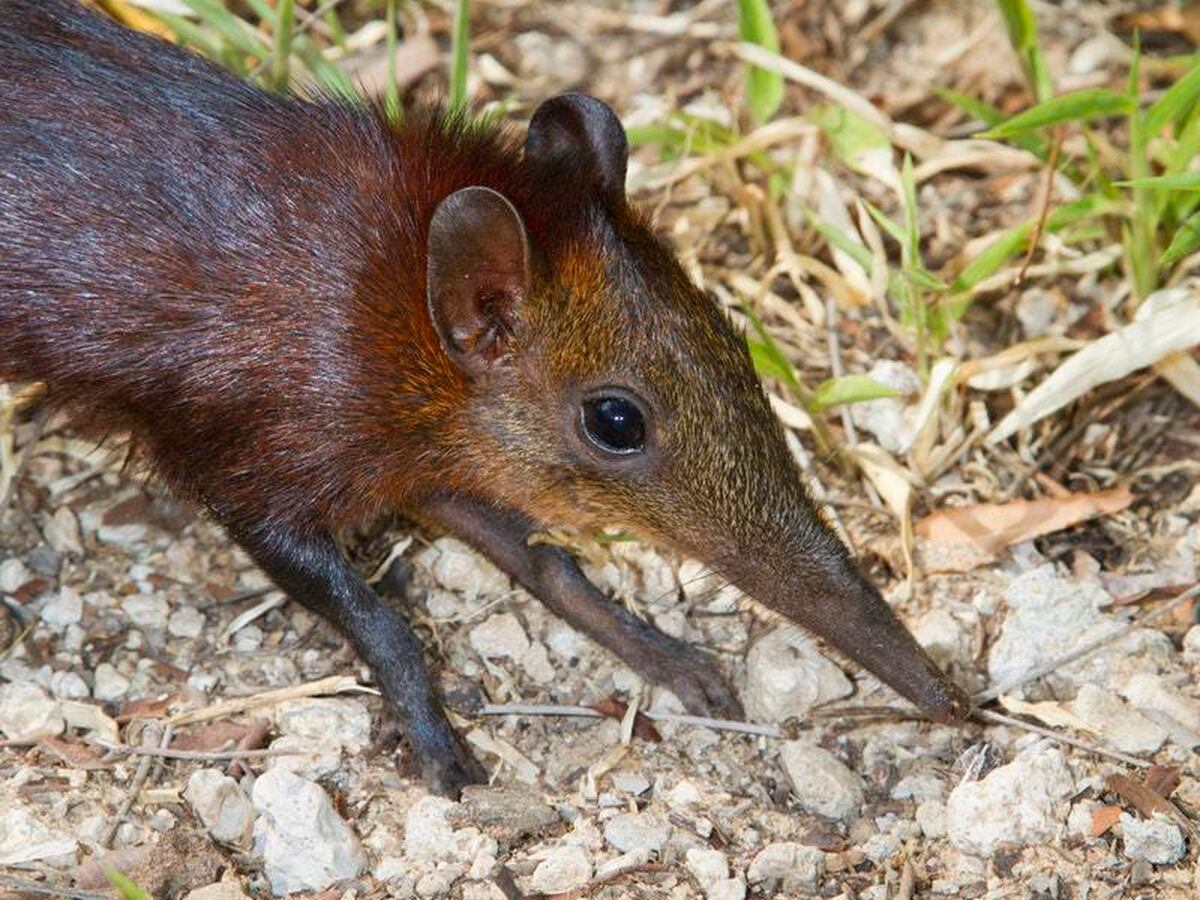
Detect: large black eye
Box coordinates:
(581, 395, 646, 455)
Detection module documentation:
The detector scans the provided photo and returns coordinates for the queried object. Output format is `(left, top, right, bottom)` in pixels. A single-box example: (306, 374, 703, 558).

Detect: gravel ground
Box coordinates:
(4, 1, 1200, 898)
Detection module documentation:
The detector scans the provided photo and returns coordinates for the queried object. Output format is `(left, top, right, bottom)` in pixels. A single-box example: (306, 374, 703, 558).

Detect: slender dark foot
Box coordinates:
(226, 521, 488, 798)
(423, 493, 744, 720)
(373, 707, 487, 797)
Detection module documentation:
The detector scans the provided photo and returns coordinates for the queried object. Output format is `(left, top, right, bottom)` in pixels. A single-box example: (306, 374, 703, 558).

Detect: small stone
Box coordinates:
(185, 769, 255, 847)
(667, 779, 703, 807)
(1183, 625, 1200, 663)
(746, 841, 824, 891)
(43, 507, 83, 556)
(946, 742, 1075, 855)
(742, 630, 852, 723)
(49, 671, 89, 700)
(911, 608, 971, 668)
(40, 588, 82, 629)
(779, 741, 864, 820)
(404, 795, 496, 865)
(1120, 673, 1200, 737)
(458, 785, 559, 842)
(595, 847, 651, 880)
(0, 804, 77, 865)
(988, 566, 1169, 694)
(183, 882, 251, 900)
(469, 612, 530, 661)
(530, 845, 592, 894)
(916, 800, 947, 839)
(275, 698, 372, 752)
(168, 606, 206, 639)
(611, 772, 650, 796)
(0, 681, 64, 740)
(685, 847, 728, 891)
(422, 537, 509, 598)
(708, 878, 747, 900)
(520, 641, 557, 683)
(1121, 813, 1185, 864)
(122, 594, 170, 630)
(0, 558, 33, 593)
(603, 811, 669, 854)
(1070, 684, 1168, 755)
(251, 768, 366, 895)
(514, 31, 589, 84)
(93, 663, 131, 701)
(26, 547, 62, 577)
(97, 523, 148, 546)
(266, 735, 342, 779)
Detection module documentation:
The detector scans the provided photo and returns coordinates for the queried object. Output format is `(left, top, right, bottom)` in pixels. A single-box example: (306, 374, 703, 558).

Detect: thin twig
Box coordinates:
(89, 739, 299, 762)
(480, 703, 783, 738)
(0, 875, 110, 900)
(1014, 128, 1063, 288)
(101, 723, 171, 849)
(974, 584, 1200, 705)
(974, 709, 1152, 769)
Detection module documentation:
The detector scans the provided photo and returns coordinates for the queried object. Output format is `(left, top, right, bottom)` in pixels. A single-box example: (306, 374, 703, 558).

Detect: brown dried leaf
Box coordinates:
(116, 692, 177, 722)
(170, 720, 256, 752)
(590, 697, 662, 743)
(38, 736, 111, 770)
(915, 487, 1134, 568)
(1105, 772, 1194, 835)
(1090, 805, 1121, 837)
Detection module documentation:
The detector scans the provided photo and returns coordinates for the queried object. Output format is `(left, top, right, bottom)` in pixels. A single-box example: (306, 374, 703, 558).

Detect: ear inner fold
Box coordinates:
(426, 186, 530, 377)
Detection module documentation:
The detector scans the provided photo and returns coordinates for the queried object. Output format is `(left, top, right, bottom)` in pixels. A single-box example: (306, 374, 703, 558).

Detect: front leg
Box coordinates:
(226, 522, 486, 797)
(423, 494, 744, 719)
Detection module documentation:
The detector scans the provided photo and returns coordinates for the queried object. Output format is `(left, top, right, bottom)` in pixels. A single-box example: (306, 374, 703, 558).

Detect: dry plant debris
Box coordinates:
(2, 1, 1200, 898)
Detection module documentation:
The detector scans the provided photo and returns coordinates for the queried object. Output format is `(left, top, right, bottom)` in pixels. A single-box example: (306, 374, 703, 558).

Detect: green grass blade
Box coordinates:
(178, 0, 270, 61)
(384, 0, 401, 122)
(1161, 210, 1200, 266)
(994, 0, 1053, 102)
(448, 0, 471, 114)
(270, 0, 294, 92)
(105, 871, 152, 900)
(1120, 172, 1200, 191)
(1142, 56, 1200, 139)
(981, 89, 1135, 139)
(811, 375, 899, 411)
(737, 0, 783, 123)
(949, 195, 1109, 293)
(934, 86, 1049, 157)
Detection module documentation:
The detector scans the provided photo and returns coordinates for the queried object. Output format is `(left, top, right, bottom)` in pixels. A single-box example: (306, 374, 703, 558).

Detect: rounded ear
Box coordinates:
(525, 93, 627, 205)
(427, 186, 530, 378)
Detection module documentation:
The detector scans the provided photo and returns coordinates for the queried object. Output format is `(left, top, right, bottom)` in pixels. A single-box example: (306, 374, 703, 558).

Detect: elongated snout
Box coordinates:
(731, 554, 970, 723)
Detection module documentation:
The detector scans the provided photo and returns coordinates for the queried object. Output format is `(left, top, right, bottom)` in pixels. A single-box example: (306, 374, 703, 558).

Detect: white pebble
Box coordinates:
(93, 663, 130, 701)
(1120, 813, 1185, 864)
(746, 841, 823, 891)
(122, 594, 170, 630)
(43, 507, 83, 557)
(916, 800, 947, 839)
(742, 630, 852, 723)
(685, 847, 728, 891)
(469, 612, 530, 662)
(0, 681, 64, 740)
(168, 606, 206, 639)
(779, 741, 864, 820)
(603, 811, 669, 854)
(530, 845, 592, 894)
(49, 671, 90, 700)
(1070, 683, 1167, 755)
(40, 588, 82, 629)
(275, 698, 372, 752)
(185, 769, 255, 847)
(251, 768, 366, 895)
(0, 558, 33, 593)
(946, 742, 1075, 856)
(0, 804, 77, 865)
